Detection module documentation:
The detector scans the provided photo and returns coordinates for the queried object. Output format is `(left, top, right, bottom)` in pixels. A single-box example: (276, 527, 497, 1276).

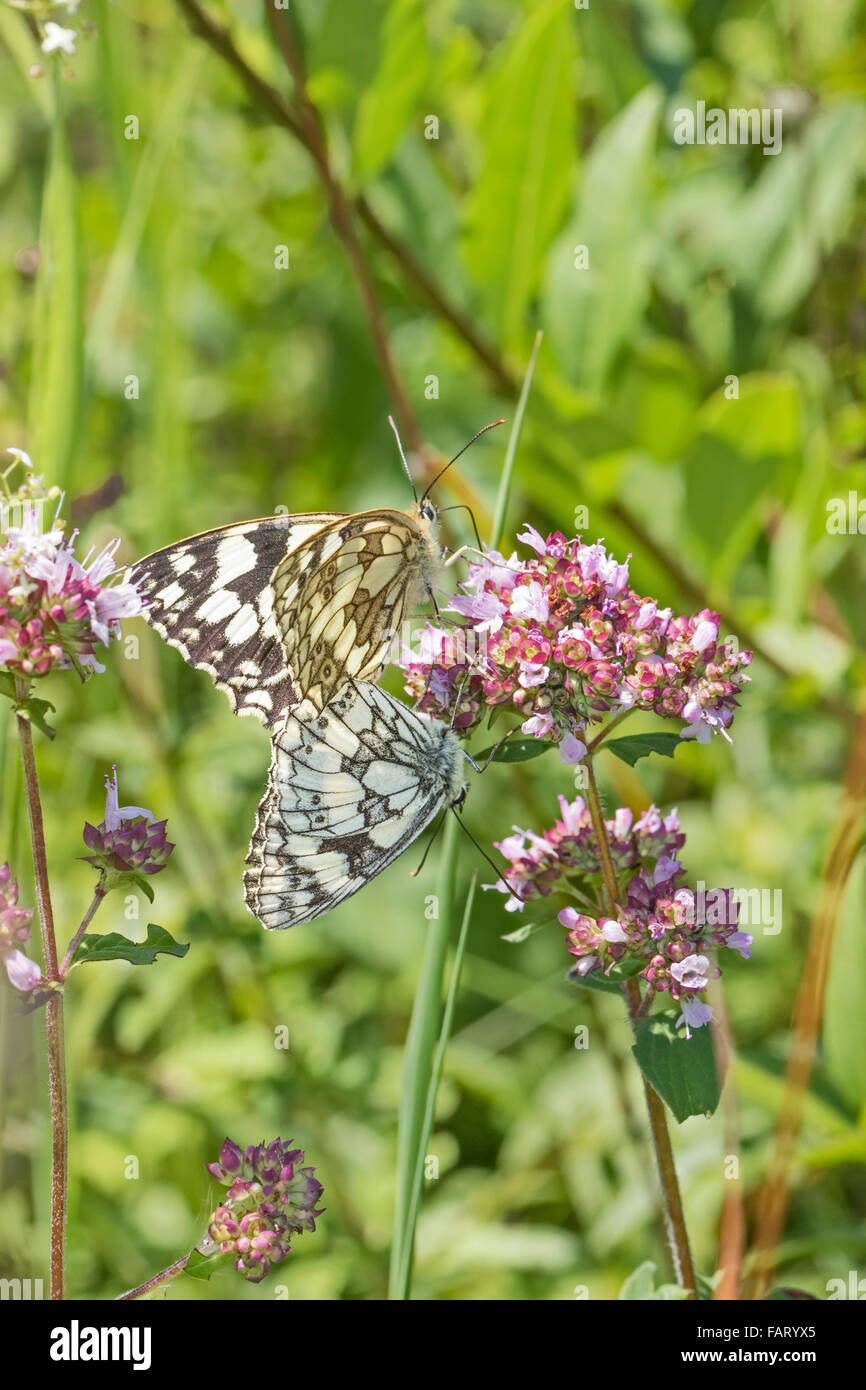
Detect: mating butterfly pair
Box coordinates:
(132, 428, 497, 929)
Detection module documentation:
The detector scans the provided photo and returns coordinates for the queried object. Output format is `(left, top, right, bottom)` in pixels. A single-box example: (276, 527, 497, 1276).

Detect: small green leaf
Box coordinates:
(0, 672, 17, 699)
(603, 732, 682, 766)
(632, 1010, 722, 1122)
(130, 873, 156, 903)
(73, 923, 189, 967)
(475, 737, 553, 764)
(13, 696, 57, 740)
(501, 917, 554, 944)
(569, 958, 643, 993)
(619, 1261, 658, 1300)
(184, 1245, 225, 1282)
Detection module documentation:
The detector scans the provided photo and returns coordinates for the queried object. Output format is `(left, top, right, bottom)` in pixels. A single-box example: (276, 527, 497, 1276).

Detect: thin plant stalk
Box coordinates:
(708, 976, 745, 1301)
(14, 681, 66, 1300)
(59, 887, 108, 979)
(745, 706, 866, 1298)
(389, 813, 459, 1299)
(116, 1253, 190, 1301)
(490, 330, 542, 551)
(584, 752, 698, 1297)
(395, 874, 476, 1299)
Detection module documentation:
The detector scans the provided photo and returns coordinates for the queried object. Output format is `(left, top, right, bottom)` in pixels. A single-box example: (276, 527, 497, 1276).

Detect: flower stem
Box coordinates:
(584, 752, 698, 1298)
(14, 680, 67, 1300)
(115, 1253, 190, 1301)
(59, 887, 107, 979)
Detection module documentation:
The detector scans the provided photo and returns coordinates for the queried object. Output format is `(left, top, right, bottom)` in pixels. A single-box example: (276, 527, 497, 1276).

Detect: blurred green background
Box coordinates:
(1, 0, 866, 1300)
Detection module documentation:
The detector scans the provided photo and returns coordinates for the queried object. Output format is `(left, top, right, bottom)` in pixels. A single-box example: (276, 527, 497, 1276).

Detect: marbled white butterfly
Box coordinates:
(131, 422, 502, 725)
(244, 680, 467, 929)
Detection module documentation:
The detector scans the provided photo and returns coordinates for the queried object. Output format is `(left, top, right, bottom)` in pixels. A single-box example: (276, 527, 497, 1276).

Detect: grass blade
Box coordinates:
(396, 872, 477, 1297)
(389, 812, 459, 1299)
(29, 70, 82, 492)
(490, 328, 543, 549)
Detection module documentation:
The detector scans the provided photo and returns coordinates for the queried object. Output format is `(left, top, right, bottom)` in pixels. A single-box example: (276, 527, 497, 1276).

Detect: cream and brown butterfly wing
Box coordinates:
(269, 505, 442, 716)
(131, 513, 343, 726)
(244, 680, 466, 930)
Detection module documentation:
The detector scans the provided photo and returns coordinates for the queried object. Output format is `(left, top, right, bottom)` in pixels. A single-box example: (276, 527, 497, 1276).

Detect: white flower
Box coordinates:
(6, 447, 33, 470)
(516, 525, 547, 557)
(4, 949, 41, 992)
(517, 660, 548, 689)
(558, 731, 587, 765)
(510, 580, 549, 625)
(671, 953, 717, 992)
(521, 712, 553, 738)
(41, 22, 77, 56)
(676, 998, 714, 1038)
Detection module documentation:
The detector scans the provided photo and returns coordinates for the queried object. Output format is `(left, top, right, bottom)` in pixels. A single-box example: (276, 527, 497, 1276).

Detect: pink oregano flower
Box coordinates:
(0, 451, 146, 679)
(486, 792, 751, 1035)
(398, 528, 752, 760)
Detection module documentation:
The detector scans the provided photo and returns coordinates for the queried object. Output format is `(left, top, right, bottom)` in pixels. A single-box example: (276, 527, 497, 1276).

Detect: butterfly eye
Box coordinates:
(420, 500, 437, 524)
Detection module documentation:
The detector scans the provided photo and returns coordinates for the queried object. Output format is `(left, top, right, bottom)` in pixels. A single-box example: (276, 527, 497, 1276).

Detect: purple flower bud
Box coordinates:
(80, 768, 174, 888)
(202, 1135, 324, 1283)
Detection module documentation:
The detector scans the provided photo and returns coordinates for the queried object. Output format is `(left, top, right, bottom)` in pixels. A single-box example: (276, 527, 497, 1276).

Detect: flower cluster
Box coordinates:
(0, 863, 34, 951)
(204, 1138, 325, 1283)
(491, 798, 686, 912)
(488, 794, 752, 1035)
(82, 767, 174, 887)
(0, 450, 145, 680)
(399, 527, 752, 760)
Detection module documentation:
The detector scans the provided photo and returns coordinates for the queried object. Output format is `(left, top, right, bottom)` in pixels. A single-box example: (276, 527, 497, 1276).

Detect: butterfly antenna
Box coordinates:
(439, 504, 482, 551)
(410, 808, 448, 877)
(449, 803, 525, 903)
(419, 419, 506, 505)
(387, 414, 418, 503)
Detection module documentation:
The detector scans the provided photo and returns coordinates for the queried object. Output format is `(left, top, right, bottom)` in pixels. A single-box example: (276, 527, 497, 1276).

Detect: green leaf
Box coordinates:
(501, 917, 554, 944)
(130, 873, 156, 904)
(543, 86, 662, 391)
(353, 0, 431, 181)
(569, 957, 643, 994)
(618, 1260, 657, 1300)
(632, 1010, 721, 1122)
(683, 373, 802, 588)
(603, 732, 682, 766)
(463, 0, 574, 349)
(28, 71, 82, 492)
(73, 923, 189, 967)
(475, 736, 554, 765)
(823, 851, 866, 1112)
(12, 695, 57, 741)
(183, 1245, 225, 1283)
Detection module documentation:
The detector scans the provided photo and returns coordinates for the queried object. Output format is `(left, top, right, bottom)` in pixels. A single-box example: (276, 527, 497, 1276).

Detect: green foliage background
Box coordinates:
(1, 0, 865, 1300)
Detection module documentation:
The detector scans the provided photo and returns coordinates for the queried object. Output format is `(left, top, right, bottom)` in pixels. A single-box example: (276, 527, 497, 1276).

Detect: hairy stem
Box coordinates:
(14, 681, 66, 1299)
(59, 886, 107, 979)
(584, 753, 698, 1297)
(115, 1253, 190, 1301)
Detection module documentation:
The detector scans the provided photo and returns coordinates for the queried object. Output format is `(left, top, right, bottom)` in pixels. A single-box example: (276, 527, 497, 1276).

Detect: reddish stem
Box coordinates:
(15, 681, 66, 1300)
(585, 755, 698, 1298)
